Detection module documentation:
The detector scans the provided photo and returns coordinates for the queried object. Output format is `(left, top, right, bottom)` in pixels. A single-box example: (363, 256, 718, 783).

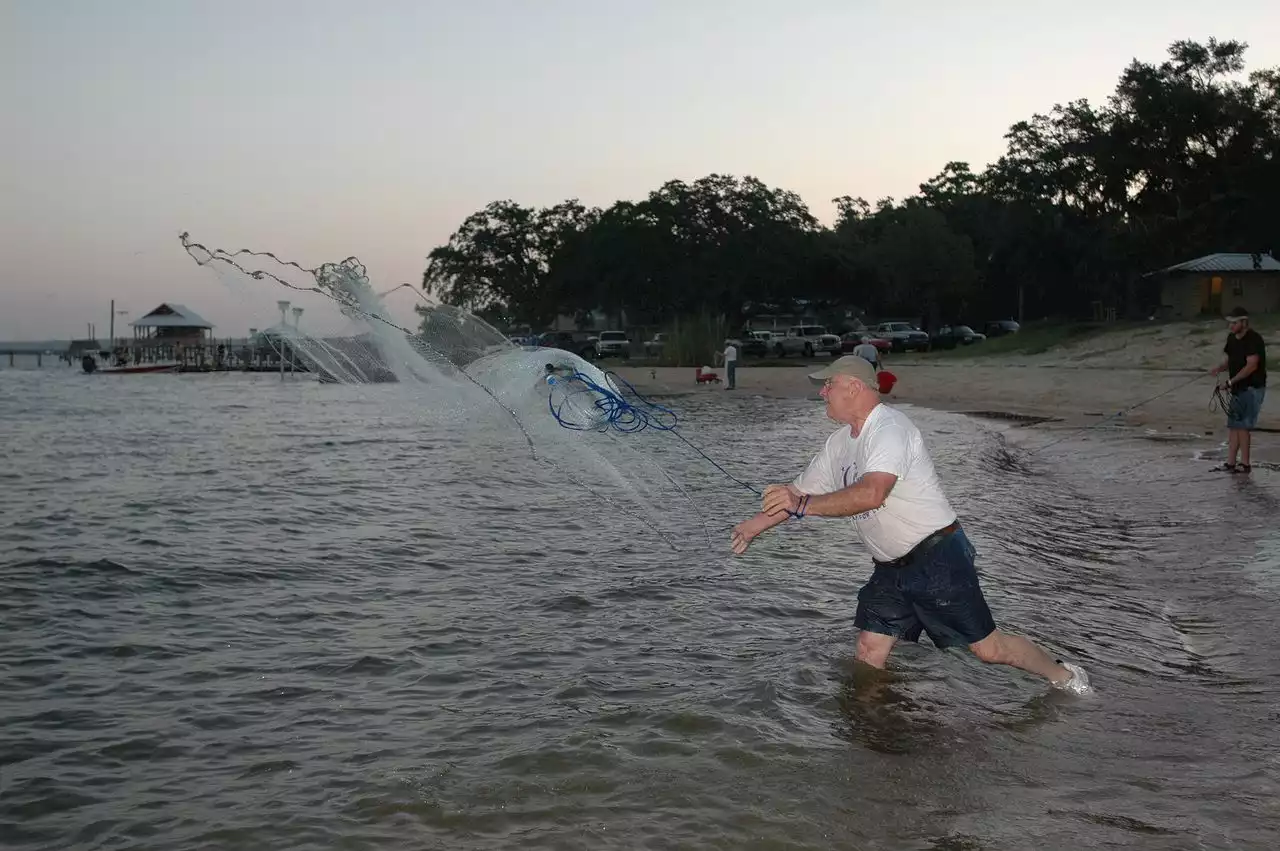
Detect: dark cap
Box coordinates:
(1226, 307, 1249, 322)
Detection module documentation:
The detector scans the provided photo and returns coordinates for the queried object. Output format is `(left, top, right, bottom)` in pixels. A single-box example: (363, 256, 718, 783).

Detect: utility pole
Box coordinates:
(277, 300, 290, 380)
(290, 307, 303, 376)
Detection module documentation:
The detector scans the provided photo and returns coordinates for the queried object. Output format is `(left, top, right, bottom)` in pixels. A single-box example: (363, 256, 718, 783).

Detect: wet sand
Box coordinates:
(611, 361, 1276, 463)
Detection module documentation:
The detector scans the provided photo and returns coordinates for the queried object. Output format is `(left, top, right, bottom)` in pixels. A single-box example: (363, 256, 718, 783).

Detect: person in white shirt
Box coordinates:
(721, 341, 738, 389)
(730, 355, 1091, 694)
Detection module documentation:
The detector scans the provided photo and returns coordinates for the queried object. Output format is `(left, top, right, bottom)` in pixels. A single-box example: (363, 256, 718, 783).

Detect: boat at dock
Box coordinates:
(88, 362, 180, 375)
(81, 353, 178, 374)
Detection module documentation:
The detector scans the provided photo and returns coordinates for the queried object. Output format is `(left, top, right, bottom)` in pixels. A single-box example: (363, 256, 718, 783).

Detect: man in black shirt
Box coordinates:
(1209, 306, 1267, 473)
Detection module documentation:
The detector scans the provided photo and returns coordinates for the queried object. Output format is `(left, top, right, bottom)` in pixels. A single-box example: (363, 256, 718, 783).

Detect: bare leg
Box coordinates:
(856, 631, 898, 669)
(1227, 429, 1240, 466)
(1240, 429, 1251, 467)
(969, 629, 1069, 683)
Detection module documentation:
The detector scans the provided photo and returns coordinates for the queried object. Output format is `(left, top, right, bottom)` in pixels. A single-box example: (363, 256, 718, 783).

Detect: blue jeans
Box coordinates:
(854, 526, 997, 648)
(1226, 386, 1266, 430)
(726, 361, 736, 388)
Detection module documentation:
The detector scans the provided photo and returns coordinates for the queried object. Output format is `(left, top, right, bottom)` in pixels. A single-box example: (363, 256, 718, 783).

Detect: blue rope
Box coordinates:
(548, 369, 764, 496)
(546, 369, 678, 433)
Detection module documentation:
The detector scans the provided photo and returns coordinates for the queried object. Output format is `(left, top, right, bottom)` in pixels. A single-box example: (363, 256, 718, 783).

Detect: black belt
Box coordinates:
(874, 520, 960, 568)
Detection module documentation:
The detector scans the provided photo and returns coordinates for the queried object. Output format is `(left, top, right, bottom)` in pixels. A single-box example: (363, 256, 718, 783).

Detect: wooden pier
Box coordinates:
(2, 341, 311, 374)
(4, 303, 328, 376)
(2, 350, 55, 368)
(103, 340, 311, 373)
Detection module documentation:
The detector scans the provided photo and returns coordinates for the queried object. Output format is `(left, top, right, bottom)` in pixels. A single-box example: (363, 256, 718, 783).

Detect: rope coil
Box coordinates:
(1210, 383, 1244, 419)
(550, 369, 764, 496)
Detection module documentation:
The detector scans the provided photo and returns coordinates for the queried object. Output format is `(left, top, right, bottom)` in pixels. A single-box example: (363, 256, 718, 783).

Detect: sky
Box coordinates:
(2, 0, 1277, 341)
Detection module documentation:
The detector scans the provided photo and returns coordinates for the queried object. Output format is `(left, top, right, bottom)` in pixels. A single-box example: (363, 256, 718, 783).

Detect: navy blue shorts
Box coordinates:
(854, 526, 997, 648)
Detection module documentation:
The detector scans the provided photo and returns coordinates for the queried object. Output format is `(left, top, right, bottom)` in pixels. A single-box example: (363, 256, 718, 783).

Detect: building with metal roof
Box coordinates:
(1156, 253, 1280, 275)
(130, 303, 215, 330)
(1149, 253, 1280, 318)
(127, 303, 216, 347)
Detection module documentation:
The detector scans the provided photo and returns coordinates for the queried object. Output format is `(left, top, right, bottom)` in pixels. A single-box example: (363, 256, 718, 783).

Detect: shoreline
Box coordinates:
(610, 362, 1276, 464)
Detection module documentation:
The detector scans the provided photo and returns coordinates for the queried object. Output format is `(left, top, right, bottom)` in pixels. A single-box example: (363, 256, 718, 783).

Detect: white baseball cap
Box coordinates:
(807, 355, 878, 387)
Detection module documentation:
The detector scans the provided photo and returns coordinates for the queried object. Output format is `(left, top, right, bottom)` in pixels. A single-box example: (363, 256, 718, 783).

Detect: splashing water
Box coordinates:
(178, 232, 716, 549)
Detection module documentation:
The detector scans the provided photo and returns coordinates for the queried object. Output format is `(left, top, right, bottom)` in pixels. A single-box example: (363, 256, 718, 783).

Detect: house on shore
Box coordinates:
(129, 303, 216, 347)
(1149, 253, 1280, 318)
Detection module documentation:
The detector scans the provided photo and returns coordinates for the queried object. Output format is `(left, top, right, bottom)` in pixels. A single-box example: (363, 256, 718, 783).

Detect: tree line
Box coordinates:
(420, 39, 1279, 334)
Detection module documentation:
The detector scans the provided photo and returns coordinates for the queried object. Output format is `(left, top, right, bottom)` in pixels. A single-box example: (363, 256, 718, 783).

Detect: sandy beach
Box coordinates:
(610, 358, 1276, 465)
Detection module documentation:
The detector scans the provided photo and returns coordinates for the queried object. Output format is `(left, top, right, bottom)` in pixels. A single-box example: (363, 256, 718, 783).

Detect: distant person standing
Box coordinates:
(721, 340, 738, 389)
(1209, 306, 1267, 473)
(852, 339, 881, 370)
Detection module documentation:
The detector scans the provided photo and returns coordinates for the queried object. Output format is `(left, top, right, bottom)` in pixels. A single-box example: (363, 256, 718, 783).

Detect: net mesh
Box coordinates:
(177, 232, 713, 550)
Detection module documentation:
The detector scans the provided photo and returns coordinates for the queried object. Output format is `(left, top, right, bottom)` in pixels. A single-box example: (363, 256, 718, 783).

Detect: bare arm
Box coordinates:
(761, 473, 897, 519)
(730, 510, 791, 555)
(731, 483, 798, 555)
(803, 472, 897, 517)
(732, 472, 899, 554)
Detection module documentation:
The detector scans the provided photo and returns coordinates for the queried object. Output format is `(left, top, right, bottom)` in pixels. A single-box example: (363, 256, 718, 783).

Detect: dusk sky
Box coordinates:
(3, 0, 1277, 340)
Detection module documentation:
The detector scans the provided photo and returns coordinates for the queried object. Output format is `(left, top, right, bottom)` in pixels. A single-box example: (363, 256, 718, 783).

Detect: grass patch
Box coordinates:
(614, 312, 1279, 370)
(923, 320, 1140, 358)
(914, 311, 1279, 365)
(653, 312, 731, 367)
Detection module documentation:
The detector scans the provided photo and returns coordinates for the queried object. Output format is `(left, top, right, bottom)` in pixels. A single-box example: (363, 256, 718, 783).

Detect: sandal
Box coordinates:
(1211, 462, 1239, 472)
(1234, 464, 1252, 474)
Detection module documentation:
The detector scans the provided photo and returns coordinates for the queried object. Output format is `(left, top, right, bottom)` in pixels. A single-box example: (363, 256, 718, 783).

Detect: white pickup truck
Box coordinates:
(594, 330, 631, 359)
(772, 325, 842, 358)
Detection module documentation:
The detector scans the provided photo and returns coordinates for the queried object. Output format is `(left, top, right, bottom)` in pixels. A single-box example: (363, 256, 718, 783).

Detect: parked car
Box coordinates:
(930, 325, 986, 349)
(536, 331, 596, 359)
(873, 322, 932, 352)
(594, 330, 631, 359)
(643, 332, 666, 356)
(983, 319, 1021, 337)
(840, 331, 892, 354)
(740, 329, 773, 357)
(774, 325, 842, 358)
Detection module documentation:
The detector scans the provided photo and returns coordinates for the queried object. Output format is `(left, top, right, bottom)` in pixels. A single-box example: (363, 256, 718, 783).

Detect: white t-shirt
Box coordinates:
(852, 342, 879, 364)
(791, 404, 957, 562)
(723, 344, 738, 363)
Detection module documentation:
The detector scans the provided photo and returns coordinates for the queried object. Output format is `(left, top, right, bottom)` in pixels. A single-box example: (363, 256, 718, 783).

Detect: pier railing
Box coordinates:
(3, 339, 311, 373)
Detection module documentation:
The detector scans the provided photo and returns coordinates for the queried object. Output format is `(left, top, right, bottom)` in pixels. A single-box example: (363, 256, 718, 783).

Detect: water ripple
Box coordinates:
(0, 372, 1277, 849)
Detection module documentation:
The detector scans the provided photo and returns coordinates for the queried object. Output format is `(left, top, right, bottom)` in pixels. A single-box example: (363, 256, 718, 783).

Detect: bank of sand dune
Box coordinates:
(609, 319, 1276, 464)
